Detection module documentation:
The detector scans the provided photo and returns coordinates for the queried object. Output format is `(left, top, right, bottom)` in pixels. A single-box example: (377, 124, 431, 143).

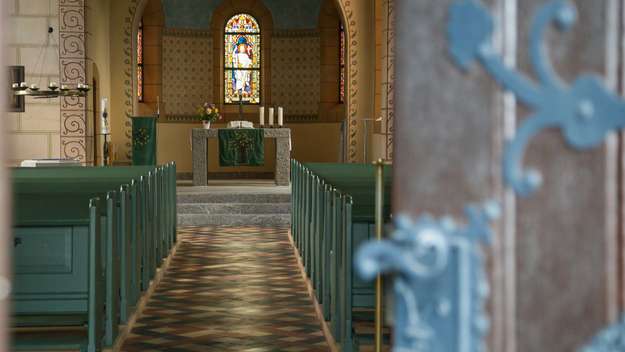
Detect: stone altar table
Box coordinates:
(192, 128, 291, 186)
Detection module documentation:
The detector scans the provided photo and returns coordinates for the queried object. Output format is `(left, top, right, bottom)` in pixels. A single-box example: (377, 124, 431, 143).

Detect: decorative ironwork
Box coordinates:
(355, 202, 499, 351)
(12, 82, 89, 99)
(580, 315, 625, 351)
(448, 0, 625, 197)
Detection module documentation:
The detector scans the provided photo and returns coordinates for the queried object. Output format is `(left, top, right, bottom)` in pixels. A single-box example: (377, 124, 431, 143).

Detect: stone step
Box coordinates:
(177, 214, 291, 227)
(177, 192, 291, 204)
(178, 203, 291, 215)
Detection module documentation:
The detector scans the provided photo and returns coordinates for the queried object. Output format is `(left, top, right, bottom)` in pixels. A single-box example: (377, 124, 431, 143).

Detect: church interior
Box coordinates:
(2, 0, 625, 351)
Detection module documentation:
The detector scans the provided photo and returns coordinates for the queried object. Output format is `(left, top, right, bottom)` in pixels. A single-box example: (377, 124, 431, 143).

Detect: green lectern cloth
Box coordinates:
(132, 116, 157, 166)
(218, 129, 264, 167)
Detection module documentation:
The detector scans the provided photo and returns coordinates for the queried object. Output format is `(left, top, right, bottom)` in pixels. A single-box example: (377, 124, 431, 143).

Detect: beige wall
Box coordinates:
(6, 0, 61, 165)
(318, 0, 345, 122)
(370, 0, 394, 162)
(162, 30, 213, 117)
(157, 122, 341, 173)
(86, 0, 111, 165)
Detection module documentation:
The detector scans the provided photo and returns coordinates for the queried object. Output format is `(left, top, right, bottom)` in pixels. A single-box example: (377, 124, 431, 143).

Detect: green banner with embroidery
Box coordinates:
(132, 117, 157, 166)
(218, 129, 264, 167)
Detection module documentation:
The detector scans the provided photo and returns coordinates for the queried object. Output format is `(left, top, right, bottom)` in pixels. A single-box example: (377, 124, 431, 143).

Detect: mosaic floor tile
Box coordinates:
(122, 226, 330, 352)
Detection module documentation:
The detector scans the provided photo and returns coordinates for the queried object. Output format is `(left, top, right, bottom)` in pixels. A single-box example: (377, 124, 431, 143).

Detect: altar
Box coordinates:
(192, 128, 291, 186)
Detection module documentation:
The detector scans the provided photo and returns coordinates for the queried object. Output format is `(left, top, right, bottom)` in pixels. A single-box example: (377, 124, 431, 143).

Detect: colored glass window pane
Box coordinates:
(137, 66, 143, 101)
(339, 22, 345, 103)
(224, 34, 261, 69)
(224, 70, 260, 104)
(137, 20, 144, 102)
(224, 13, 261, 104)
(225, 13, 260, 33)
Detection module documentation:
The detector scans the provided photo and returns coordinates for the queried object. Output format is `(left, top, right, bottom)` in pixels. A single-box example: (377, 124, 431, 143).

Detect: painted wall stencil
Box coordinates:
(355, 202, 499, 352)
(448, 0, 625, 197)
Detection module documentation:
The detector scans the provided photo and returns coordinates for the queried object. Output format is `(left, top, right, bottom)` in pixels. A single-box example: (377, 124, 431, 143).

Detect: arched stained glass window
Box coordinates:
(224, 13, 261, 104)
(137, 20, 144, 102)
(339, 22, 345, 103)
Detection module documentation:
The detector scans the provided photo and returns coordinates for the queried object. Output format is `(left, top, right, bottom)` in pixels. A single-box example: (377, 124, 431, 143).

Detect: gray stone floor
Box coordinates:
(176, 179, 291, 226)
(177, 179, 291, 194)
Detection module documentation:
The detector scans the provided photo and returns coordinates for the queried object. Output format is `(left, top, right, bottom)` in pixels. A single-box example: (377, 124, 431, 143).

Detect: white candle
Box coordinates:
(278, 107, 284, 126)
(101, 98, 109, 134)
(268, 107, 274, 126)
(259, 106, 265, 126)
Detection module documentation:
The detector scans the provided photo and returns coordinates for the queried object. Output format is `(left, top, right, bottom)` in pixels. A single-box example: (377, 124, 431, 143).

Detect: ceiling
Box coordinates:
(161, 0, 323, 30)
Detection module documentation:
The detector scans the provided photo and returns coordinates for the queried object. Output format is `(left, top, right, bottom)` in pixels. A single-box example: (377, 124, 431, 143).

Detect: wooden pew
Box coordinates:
(291, 160, 392, 351)
(12, 197, 107, 352)
(13, 163, 178, 295)
(11, 163, 177, 351)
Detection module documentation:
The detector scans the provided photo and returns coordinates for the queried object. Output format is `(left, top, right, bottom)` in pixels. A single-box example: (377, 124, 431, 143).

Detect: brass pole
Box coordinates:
(374, 158, 385, 352)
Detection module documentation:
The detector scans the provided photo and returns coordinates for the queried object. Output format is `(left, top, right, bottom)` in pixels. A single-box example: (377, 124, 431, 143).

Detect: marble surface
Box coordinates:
(191, 128, 291, 186)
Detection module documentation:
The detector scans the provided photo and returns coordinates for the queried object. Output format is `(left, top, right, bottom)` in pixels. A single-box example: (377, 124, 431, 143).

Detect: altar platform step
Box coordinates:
(176, 180, 291, 226)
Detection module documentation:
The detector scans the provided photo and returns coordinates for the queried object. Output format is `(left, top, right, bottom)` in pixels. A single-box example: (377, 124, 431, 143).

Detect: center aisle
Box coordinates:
(122, 226, 330, 352)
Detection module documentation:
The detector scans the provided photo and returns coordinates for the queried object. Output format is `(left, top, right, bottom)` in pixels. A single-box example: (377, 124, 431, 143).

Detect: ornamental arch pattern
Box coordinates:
(59, 0, 88, 162)
(122, 0, 362, 162)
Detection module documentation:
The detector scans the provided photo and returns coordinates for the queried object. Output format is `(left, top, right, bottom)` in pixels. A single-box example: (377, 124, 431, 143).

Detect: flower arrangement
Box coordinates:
(196, 103, 222, 123)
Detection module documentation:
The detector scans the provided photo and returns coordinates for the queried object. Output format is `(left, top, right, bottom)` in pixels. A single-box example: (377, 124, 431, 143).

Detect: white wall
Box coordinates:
(6, 0, 60, 165)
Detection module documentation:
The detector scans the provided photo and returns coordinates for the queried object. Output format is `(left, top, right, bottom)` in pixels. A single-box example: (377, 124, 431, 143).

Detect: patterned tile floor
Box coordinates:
(121, 226, 330, 352)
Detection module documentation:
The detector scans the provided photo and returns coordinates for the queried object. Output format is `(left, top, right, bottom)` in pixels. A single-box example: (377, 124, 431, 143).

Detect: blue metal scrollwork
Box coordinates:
(448, 0, 625, 197)
(580, 315, 625, 351)
(355, 202, 499, 352)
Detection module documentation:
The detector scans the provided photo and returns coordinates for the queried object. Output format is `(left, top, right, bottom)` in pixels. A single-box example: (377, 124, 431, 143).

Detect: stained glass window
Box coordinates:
(339, 22, 345, 103)
(224, 13, 261, 104)
(137, 20, 144, 102)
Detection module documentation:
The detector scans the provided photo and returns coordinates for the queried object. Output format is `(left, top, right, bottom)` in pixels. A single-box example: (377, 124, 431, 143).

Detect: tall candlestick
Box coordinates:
(259, 106, 265, 126)
(268, 107, 274, 126)
(156, 96, 160, 115)
(278, 107, 284, 126)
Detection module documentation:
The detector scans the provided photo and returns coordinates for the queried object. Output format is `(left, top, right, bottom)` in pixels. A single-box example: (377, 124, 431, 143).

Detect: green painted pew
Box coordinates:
(12, 163, 178, 292)
(12, 197, 107, 352)
(291, 160, 392, 352)
(14, 188, 127, 347)
(14, 181, 139, 325)
(12, 163, 177, 265)
(11, 163, 177, 351)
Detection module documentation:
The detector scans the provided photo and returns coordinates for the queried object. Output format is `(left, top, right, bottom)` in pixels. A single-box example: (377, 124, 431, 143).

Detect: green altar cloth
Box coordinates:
(132, 116, 157, 166)
(218, 129, 264, 167)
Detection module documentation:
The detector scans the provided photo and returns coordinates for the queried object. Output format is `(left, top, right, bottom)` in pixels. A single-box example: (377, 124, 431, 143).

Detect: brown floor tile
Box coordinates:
(121, 226, 330, 352)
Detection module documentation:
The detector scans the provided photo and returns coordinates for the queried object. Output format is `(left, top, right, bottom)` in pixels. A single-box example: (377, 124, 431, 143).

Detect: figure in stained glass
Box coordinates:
(232, 37, 253, 95)
(224, 14, 261, 104)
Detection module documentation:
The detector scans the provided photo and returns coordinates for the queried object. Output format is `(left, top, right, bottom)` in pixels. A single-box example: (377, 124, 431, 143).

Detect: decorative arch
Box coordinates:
(211, 0, 273, 116)
(59, 0, 88, 162)
(120, 0, 363, 162)
(333, 0, 361, 162)
(135, 0, 164, 115)
(122, 0, 162, 159)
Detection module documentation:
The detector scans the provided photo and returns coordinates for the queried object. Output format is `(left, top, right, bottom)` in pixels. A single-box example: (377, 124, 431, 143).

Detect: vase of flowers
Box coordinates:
(196, 103, 222, 129)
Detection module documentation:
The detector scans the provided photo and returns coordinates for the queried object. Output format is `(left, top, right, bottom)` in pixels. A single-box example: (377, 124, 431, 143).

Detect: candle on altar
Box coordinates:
(268, 107, 274, 126)
(259, 106, 265, 126)
(100, 98, 109, 134)
(278, 107, 284, 126)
